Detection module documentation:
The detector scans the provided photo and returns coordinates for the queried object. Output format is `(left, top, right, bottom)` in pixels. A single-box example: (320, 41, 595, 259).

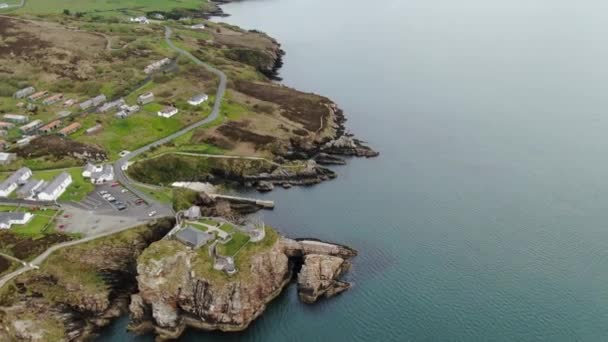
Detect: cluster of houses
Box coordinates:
(4, 83, 209, 148)
(79, 94, 107, 111)
(0, 167, 72, 201)
(0, 113, 82, 145)
(14, 86, 78, 111)
(82, 163, 115, 184)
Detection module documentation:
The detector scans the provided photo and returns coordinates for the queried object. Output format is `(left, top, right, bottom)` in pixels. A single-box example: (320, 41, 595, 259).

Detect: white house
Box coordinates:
(158, 106, 179, 118)
(82, 163, 114, 184)
(0, 153, 16, 166)
(37, 172, 72, 201)
(130, 16, 150, 24)
(188, 94, 208, 106)
(0, 212, 33, 229)
(0, 167, 32, 197)
(137, 92, 155, 105)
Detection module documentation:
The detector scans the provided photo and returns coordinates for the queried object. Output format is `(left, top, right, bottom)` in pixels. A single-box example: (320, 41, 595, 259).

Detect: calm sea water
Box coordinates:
(99, 0, 608, 340)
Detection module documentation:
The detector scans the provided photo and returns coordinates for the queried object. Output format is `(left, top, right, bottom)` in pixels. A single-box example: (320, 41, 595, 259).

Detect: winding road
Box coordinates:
(113, 26, 227, 215)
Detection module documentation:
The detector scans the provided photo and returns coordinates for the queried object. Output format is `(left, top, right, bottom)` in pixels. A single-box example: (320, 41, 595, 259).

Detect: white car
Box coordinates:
(121, 189, 129, 193)
(148, 210, 157, 217)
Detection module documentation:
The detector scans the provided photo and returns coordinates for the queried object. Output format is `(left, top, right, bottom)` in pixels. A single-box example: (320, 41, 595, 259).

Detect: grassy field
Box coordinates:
(0, 206, 59, 238)
(217, 231, 250, 257)
(133, 184, 173, 204)
(15, 0, 212, 15)
(33, 167, 94, 202)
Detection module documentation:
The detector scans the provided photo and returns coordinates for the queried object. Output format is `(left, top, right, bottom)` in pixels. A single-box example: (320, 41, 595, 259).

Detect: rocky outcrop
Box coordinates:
(245, 160, 337, 191)
(129, 239, 291, 339)
(129, 235, 357, 340)
(0, 219, 174, 342)
(297, 254, 351, 304)
(321, 135, 379, 158)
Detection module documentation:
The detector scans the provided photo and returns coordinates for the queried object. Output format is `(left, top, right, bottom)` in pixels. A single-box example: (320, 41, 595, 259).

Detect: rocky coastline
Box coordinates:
(127, 236, 357, 340)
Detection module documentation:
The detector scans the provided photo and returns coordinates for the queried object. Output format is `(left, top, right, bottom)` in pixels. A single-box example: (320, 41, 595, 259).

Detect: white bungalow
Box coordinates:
(0, 167, 32, 197)
(158, 106, 179, 118)
(187, 94, 208, 106)
(37, 172, 72, 201)
(129, 16, 150, 24)
(0, 212, 33, 229)
(82, 163, 114, 184)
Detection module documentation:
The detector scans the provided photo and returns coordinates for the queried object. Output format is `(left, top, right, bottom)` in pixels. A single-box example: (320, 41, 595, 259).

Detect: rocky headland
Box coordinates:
(128, 233, 357, 340)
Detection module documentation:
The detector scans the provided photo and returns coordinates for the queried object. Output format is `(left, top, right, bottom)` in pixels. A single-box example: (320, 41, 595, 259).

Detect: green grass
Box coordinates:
(16, 0, 213, 15)
(133, 184, 173, 204)
(33, 168, 94, 202)
(10, 214, 55, 237)
(216, 231, 250, 257)
(219, 223, 234, 233)
(0, 206, 59, 238)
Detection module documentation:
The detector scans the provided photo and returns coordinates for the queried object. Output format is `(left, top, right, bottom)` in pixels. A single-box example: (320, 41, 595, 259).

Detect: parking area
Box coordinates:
(78, 182, 158, 218)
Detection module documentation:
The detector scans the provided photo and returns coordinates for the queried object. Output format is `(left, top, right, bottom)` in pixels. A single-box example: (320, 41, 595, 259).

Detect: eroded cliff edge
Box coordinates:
(129, 232, 357, 340)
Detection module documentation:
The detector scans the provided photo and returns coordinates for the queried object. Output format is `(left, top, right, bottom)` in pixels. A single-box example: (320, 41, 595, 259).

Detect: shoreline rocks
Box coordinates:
(127, 236, 357, 340)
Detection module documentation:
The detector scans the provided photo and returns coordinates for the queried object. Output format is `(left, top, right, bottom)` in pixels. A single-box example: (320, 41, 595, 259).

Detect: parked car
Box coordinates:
(111, 182, 120, 187)
(107, 196, 116, 202)
(148, 210, 157, 217)
(121, 189, 128, 193)
(99, 190, 108, 195)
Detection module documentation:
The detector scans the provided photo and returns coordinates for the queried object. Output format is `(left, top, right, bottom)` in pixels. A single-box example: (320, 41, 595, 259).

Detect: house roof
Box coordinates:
(91, 164, 113, 180)
(59, 123, 81, 134)
(0, 212, 29, 227)
(189, 94, 208, 102)
(138, 92, 154, 99)
(39, 172, 70, 195)
(175, 226, 214, 248)
(0, 167, 31, 191)
(17, 179, 43, 196)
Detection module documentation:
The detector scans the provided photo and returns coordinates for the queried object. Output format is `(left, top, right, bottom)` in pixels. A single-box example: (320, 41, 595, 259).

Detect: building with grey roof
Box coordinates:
(82, 163, 114, 184)
(19, 119, 43, 134)
(188, 93, 208, 106)
(16, 179, 44, 199)
(0, 212, 33, 229)
(175, 226, 214, 249)
(13, 86, 35, 99)
(37, 172, 72, 201)
(3, 114, 29, 124)
(0, 167, 32, 197)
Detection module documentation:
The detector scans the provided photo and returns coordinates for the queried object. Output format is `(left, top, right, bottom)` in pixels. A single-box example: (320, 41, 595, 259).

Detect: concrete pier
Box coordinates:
(208, 194, 275, 209)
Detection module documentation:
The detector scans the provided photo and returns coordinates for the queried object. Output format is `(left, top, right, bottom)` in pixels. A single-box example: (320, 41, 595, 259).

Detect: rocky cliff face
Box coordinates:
(129, 236, 357, 340)
(129, 239, 290, 339)
(0, 219, 174, 342)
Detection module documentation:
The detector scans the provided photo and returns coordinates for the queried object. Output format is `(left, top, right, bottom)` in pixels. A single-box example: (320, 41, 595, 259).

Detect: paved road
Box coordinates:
(113, 25, 227, 215)
(0, 221, 148, 288)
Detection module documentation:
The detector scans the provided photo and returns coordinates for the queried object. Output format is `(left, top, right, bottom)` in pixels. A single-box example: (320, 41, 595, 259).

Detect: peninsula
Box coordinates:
(0, 0, 377, 340)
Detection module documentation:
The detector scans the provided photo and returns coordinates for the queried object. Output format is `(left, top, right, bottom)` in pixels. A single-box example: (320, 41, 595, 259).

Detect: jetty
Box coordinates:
(208, 194, 275, 209)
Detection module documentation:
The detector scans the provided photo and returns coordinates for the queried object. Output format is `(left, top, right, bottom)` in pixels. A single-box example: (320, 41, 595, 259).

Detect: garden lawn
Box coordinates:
(33, 168, 94, 202)
(10, 214, 55, 238)
(217, 231, 250, 257)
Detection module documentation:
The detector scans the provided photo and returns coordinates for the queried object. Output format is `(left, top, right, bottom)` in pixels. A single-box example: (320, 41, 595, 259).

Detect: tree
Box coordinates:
(62, 9, 70, 15)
